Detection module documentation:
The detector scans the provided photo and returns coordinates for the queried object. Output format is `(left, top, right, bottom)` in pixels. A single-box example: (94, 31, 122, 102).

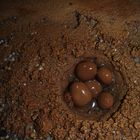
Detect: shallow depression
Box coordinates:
(62, 52, 127, 121)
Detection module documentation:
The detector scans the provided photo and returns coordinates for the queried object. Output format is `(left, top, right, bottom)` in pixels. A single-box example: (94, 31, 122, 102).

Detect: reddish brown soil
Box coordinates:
(0, 0, 140, 139)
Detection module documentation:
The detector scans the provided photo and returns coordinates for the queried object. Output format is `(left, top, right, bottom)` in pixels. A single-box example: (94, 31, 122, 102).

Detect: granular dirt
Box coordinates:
(0, 0, 140, 140)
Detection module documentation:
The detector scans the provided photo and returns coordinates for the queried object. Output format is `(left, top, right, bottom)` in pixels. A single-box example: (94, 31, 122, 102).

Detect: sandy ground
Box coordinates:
(0, 0, 140, 140)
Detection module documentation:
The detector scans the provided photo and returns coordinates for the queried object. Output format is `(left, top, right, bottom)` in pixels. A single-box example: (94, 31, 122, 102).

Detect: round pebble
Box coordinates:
(75, 61, 97, 81)
(97, 67, 113, 85)
(70, 82, 92, 107)
(97, 92, 114, 109)
(85, 80, 102, 98)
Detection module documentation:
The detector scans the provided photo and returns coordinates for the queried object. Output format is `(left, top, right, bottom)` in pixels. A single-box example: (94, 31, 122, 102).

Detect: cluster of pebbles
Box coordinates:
(64, 58, 119, 119)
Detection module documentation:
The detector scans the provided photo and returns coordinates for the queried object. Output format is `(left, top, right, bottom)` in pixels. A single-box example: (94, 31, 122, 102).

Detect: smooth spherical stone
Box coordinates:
(97, 92, 114, 109)
(70, 82, 93, 107)
(97, 67, 113, 85)
(75, 61, 97, 81)
(85, 80, 102, 98)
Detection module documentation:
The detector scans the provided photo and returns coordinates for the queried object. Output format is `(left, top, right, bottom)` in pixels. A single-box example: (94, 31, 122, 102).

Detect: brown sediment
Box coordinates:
(0, 0, 140, 139)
